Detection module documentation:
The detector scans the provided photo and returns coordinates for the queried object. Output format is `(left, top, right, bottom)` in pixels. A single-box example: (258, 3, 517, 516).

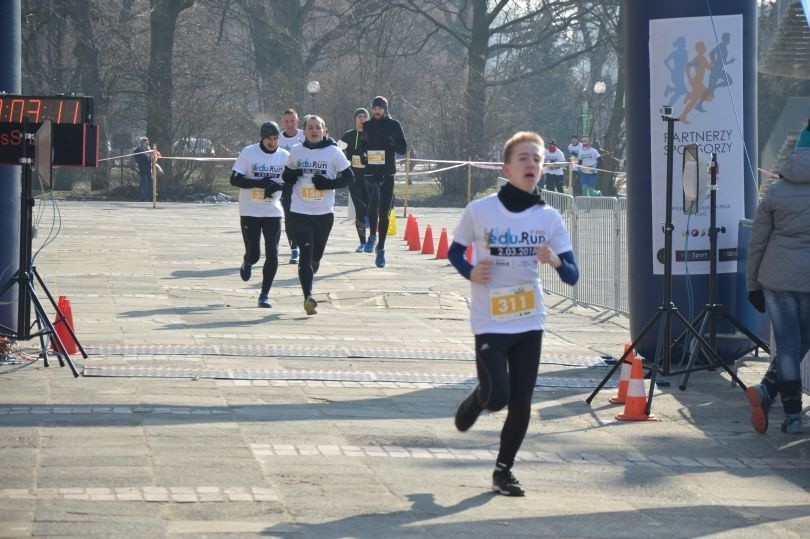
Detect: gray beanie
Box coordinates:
(354, 107, 369, 118)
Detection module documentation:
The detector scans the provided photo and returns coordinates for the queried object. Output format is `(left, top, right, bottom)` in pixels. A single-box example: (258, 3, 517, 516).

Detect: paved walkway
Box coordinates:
(0, 201, 807, 538)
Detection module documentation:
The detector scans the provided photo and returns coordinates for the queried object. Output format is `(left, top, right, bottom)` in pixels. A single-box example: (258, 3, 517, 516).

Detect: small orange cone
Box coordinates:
(409, 219, 422, 251)
(421, 225, 435, 255)
(465, 244, 474, 263)
(609, 344, 634, 404)
(404, 215, 415, 243)
(616, 355, 657, 421)
(436, 228, 449, 260)
(52, 295, 79, 355)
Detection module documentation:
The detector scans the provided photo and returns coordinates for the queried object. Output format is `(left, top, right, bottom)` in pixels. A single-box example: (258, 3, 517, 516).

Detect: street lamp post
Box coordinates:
(306, 80, 320, 114)
(592, 80, 606, 142)
(592, 80, 608, 194)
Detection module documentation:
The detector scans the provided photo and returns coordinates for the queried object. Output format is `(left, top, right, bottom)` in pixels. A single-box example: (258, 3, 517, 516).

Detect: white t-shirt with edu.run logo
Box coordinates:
(232, 144, 288, 218)
(286, 144, 351, 216)
(453, 193, 572, 335)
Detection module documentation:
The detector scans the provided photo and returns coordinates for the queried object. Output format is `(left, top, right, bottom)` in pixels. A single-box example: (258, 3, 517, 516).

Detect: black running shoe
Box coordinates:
(239, 264, 251, 282)
(454, 388, 482, 432)
(258, 294, 272, 308)
(492, 468, 525, 497)
(304, 296, 318, 316)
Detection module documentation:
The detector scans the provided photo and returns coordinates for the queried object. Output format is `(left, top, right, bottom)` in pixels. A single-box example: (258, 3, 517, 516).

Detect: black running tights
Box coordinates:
(288, 212, 334, 298)
(474, 330, 543, 469)
(240, 215, 281, 296)
(366, 173, 394, 249)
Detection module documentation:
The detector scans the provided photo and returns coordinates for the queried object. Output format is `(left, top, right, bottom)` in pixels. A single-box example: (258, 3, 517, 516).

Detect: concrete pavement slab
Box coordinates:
(0, 201, 807, 538)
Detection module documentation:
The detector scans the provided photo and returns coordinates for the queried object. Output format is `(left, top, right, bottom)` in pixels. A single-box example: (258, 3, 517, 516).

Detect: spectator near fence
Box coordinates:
(133, 136, 152, 202)
(543, 139, 566, 193)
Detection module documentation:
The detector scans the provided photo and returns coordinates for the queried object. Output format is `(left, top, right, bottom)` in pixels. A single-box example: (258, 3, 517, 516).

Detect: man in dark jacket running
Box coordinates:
(361, 96, 407, 268)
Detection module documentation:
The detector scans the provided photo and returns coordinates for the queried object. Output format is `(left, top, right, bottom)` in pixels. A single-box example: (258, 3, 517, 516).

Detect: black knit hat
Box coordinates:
(371, 96, 388, 110)
(260, 121, 280, 138)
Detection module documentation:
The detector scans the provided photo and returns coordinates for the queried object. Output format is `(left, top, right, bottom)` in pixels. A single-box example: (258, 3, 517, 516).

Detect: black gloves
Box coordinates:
(360, 153, 368, 166)
(264, 182, 282, 198)
(311, 174, 331, 190)
(748, 290, 766, 313)
(282, 166, 304, 184)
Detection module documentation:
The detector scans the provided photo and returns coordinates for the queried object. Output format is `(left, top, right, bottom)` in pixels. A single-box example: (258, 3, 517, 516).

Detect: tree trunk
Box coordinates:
(247, 0, 306, 115)
(464, 0, 489, 160)
(148, 0, 194, 189)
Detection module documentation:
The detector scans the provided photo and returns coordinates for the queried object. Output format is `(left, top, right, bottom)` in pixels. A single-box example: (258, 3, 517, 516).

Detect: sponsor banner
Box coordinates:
(649, 15, 744, 275)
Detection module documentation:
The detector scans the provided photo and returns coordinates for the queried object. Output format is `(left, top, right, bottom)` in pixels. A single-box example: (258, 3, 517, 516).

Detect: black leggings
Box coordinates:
(348, 168, 369, 243)
(281, 184, 297, 249)
(474, 330, 542, 469)
(366, 173, 394, 249)
(288, 212, 334, 298)
(240, 216, 281, 296)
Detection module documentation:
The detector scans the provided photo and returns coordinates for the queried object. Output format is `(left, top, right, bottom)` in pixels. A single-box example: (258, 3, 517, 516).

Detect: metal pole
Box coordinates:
(403, 150, 410, 218)
(0, 0, 22, 334)
(466, 158, 472, 203)
(151, 148, 157, 208)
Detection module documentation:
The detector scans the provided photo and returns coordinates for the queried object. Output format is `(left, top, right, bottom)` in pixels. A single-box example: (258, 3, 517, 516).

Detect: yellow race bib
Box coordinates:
(251, 188, 272, 201)
(367, 150, 385, 165)
(489, 285, 537, 321)
(300, 182, 324, 201)
(351, 155, 364, 168)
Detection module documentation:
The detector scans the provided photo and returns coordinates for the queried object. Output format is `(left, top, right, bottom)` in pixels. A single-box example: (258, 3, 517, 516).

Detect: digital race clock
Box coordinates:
(0, 95, 93, 125)
(0, 95, 97, 166)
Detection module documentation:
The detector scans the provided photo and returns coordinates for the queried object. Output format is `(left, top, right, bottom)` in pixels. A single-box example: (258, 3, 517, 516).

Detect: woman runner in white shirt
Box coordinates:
(282, 115, 353, 315)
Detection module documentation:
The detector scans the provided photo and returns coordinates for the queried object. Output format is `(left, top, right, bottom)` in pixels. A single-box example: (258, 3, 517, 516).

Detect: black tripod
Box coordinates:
(586, 114, 746, 415)
(671, 153, 770, 389)
(0, 120, 85, 376)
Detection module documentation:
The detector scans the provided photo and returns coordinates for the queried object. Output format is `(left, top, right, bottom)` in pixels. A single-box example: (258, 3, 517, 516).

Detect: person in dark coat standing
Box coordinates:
(133, 136, 153, 202)
(361, 96, 407, 268)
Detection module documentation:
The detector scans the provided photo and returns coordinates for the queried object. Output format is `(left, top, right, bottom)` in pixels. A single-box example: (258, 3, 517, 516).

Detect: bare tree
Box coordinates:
(398, 0, 596, 158)
(147, 0, 195, 191)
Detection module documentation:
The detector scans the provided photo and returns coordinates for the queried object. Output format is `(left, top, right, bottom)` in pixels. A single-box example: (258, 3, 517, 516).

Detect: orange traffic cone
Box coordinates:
(465, 244, 474, 263)
(615, 355, 657, 421)
(52, 295, 79, 355)
(436, 228, 449, 260)
(404, 215, 415, 243)
(609, 344, 634, 404)
(409, 219, 422, 251)
(421, 225, 435, 255)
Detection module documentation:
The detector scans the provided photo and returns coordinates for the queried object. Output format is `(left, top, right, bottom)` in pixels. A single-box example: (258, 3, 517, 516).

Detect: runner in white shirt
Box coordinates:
(578, 136, 601, 196)
(543, 139, 566, 193)
(230, 121, 289, 308)
(282, 115, 353, 316)
(279, 109, 307, 265)
(448, 131, 578, 497)
(567, 135, 583, 195)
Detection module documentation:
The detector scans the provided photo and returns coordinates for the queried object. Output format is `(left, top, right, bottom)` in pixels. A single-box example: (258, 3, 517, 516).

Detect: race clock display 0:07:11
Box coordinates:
(0, 97, 84, 125)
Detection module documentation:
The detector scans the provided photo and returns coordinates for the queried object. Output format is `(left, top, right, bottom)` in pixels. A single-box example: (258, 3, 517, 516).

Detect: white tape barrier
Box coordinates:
(99, 150, 620, 177)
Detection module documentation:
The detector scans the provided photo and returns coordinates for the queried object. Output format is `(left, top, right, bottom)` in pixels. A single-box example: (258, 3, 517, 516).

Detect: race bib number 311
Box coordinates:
(489, 285, 537, 321)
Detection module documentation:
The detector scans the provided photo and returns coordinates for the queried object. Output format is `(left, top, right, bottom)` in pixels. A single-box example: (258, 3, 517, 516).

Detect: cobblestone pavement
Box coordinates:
(0, 201, 807, 538)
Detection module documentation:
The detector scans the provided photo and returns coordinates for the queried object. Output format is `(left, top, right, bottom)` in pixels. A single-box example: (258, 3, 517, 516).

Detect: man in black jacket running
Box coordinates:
(361, 96, 407, 268)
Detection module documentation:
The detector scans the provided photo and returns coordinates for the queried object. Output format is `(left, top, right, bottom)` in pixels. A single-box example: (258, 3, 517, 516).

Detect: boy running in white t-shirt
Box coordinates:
(448, 131, 579, 496)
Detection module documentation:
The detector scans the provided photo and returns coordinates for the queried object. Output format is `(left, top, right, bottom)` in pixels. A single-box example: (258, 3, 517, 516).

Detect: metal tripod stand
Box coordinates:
(671, 152, 770, 389)
(586, 114, 747, 415)
(0, 120, 86, 376)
